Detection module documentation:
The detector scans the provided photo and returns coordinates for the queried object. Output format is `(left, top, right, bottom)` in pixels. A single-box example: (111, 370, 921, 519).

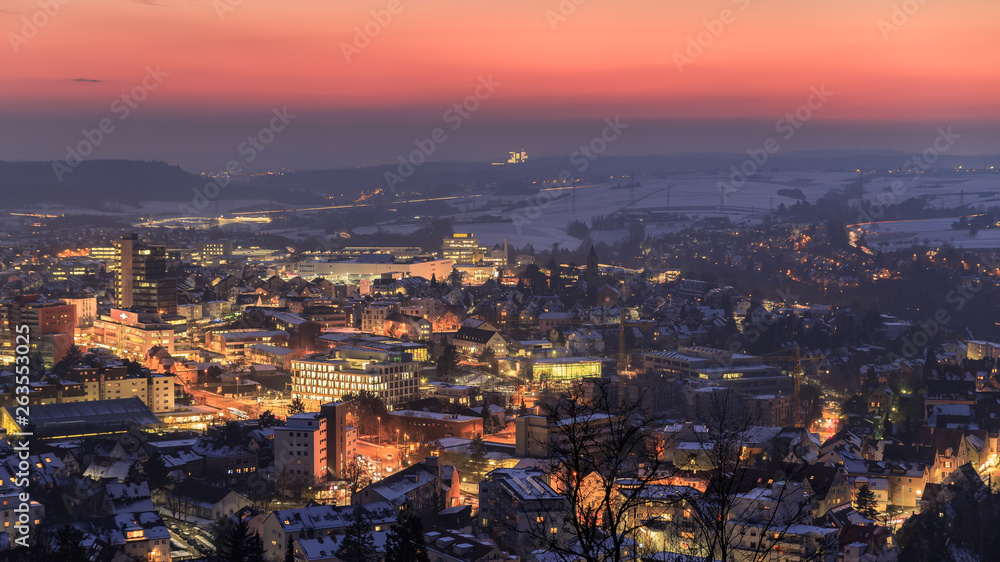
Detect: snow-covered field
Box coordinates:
(9, 170, 1000, 251)
(858, 217, 1000, 250)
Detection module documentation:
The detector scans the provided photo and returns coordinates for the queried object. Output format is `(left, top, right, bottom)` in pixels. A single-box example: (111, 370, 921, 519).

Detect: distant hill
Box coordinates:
(2, 151, 995, 208)
(0, 160, 204, 207)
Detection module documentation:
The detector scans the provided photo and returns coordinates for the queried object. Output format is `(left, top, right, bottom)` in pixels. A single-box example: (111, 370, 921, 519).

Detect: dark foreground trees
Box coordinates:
(501, 379, 834, 562)
(384, 506, 430, 562)
(337, 507, 378, 562)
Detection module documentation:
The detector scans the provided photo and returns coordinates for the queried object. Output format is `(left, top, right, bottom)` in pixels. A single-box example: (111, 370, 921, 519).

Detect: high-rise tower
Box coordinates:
(114, 234, 177, 315)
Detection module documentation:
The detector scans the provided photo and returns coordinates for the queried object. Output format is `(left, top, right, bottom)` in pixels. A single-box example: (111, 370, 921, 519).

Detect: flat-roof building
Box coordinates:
(643, 346, 791, 394)
(1, 397, 161, 438)
(291, 351, 419, 410)
(294, 256, 453, 283)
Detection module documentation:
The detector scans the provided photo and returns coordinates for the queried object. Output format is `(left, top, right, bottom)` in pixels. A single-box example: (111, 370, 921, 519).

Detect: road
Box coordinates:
(355, 439, 405, 475)
(184, 386, 290, 419)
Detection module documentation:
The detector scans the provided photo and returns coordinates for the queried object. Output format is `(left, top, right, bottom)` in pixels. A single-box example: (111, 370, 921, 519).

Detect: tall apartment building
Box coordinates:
(114, 234, 177, 315)
(0, 295, 76, 367)
(61, 293, 98, 329)
(291, 352, 419, 410)
(320, 401, 355, 480)
(274, 413, 328, 482)
(89, 246, 118, 271)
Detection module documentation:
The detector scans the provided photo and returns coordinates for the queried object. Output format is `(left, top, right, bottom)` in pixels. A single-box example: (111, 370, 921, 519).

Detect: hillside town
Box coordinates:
(1, 225, 999, 562)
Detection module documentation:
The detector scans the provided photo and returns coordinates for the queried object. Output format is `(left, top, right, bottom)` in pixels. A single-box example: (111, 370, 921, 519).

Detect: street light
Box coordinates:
(377, 416, 381, 445)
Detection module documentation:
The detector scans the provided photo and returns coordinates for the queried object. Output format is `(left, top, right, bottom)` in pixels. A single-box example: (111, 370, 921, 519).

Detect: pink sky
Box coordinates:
(2, 0, 998, 168)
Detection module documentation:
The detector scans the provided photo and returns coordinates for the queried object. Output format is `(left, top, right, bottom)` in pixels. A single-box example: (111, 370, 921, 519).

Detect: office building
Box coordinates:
(291, 351, 419, 410)
(114, 233, 177, 314)
(89, 246, 118, 270)
(441, 233, 486, 265)
(643, 347, 791, 394)
(200, 240, 233, 258)
(294, 255, 453, 283)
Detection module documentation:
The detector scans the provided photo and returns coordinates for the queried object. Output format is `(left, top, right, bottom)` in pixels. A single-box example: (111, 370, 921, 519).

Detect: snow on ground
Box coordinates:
(859, 217, 1000, 250)
(9, 170, 999, 250)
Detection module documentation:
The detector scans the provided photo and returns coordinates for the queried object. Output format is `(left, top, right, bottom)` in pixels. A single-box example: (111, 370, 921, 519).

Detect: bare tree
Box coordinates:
(496, 375, 837, 562)
(247, 472, 280, 512)
(513, 378, 678, 562)
(686, 390, 834, 562)
(342, 459, 371, 503)
(166, 482, 194, 523)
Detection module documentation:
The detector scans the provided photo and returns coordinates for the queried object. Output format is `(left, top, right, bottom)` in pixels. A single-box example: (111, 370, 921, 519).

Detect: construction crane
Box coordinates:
(760, 347, 824, 428)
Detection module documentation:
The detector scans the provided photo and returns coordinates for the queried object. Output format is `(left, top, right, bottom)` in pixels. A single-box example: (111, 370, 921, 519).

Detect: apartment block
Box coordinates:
(274, 413, 328, 482)
(0, 294, 76, 367)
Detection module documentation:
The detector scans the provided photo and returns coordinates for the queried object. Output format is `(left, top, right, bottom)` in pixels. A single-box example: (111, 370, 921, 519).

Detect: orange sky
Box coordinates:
(2, 0, 998, 168)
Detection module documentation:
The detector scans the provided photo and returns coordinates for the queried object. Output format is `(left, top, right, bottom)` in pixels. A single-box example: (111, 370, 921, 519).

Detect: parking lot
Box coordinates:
(165, 516, 215, 558)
